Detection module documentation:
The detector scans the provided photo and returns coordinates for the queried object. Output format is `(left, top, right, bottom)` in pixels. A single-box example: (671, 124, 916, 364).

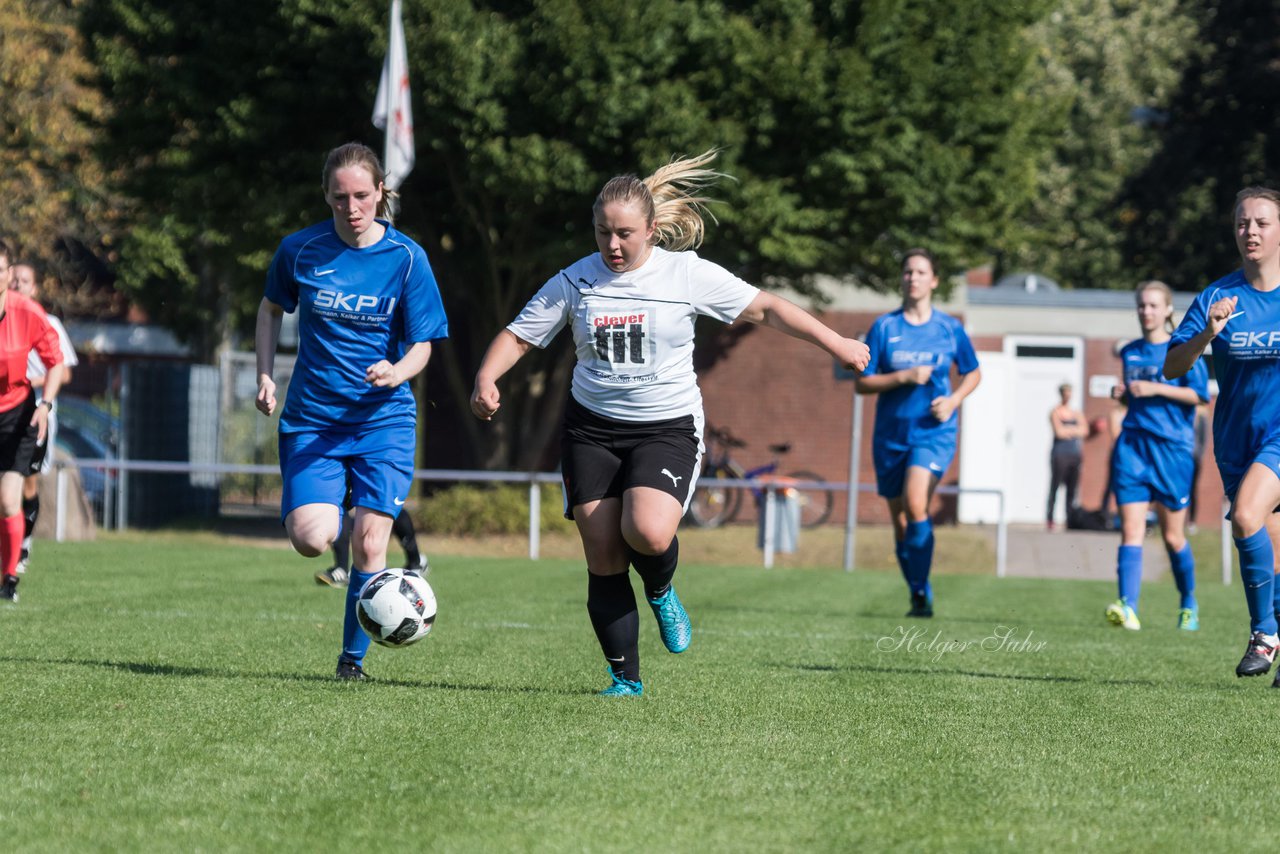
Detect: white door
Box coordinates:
(958, 351, 1010, 524)
(1005, 336, 1085, 524)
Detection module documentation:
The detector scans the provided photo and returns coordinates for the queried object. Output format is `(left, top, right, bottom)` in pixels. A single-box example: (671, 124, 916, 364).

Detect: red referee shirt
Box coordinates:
(0, 291, 62, 413)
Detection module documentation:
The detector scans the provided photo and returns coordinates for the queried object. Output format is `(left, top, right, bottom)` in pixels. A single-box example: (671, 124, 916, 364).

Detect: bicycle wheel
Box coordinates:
(788, 470, 834, 528)
(686, 465, 743, 528)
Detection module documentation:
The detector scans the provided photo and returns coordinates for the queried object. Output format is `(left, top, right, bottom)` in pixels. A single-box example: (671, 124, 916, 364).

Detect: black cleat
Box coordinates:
(906, 591, 933, 618)
(1237, 632, 1277, 677)
(335, 659, 367, 681)
(0, 574, 18, 603)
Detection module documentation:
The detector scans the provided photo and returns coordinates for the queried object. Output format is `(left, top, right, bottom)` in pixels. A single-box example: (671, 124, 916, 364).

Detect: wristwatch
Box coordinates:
(38, 400, 54, 413)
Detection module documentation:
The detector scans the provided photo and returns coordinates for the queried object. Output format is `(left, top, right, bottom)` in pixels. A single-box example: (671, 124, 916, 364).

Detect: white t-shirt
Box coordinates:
(508, 247, 759, 422)
(28, 314, 78, 392)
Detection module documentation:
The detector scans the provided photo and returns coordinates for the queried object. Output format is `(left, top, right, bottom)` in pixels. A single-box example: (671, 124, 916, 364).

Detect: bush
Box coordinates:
(416, 483, 573, 536)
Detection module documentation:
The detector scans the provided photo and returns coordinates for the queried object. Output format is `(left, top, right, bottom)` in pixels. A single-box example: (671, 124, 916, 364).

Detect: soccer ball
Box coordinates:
(355, 568, 437, 647)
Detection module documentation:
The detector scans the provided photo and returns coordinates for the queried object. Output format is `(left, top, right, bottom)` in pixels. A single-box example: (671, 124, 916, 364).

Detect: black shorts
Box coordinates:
(560, 396, 701, 520)
(0, 393, 41, 476)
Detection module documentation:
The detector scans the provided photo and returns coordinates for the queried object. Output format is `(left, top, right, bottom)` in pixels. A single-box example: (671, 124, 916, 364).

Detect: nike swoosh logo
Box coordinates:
(888, 336, 902, 343)
(393, 498, 405, 506)
(314, 268, 336, 276)
(928, 463, 942, 471)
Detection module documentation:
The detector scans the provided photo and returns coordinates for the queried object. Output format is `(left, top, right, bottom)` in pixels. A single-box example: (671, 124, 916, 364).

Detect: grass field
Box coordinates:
(0, 529, 1271, 851)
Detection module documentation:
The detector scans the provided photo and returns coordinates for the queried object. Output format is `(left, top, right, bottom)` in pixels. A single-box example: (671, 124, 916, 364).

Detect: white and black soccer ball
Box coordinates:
(355, 568, 437, 647)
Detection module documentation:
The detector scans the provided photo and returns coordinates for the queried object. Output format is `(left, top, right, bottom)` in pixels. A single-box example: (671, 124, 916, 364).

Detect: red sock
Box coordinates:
(2, 513, 23, 576)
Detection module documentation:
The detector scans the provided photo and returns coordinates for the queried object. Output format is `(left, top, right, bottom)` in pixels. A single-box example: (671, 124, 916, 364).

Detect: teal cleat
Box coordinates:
(647, 586, 692, 653)
(1177, 606, 1200, 631)
(598, 668, 643, 697)
(1105, 599, 1141, 631)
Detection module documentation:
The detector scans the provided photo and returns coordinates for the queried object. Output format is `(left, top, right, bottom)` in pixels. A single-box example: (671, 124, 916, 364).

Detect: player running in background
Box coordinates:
(11, 262, 78, 575)
(856, 248, 981, 619)
(1105, 280, 1208, 632)
(1166, 186, 1280, 680)
(255, 142, 448, 680)
(470, 151, 869, 697)
(0, 242, 63, 603)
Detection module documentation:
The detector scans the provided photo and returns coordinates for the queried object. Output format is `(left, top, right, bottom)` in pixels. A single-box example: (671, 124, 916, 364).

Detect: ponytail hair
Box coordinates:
(593, 149, 727, 251)
(321, 142, 396, 220)
(1136, 279, 1176, 334)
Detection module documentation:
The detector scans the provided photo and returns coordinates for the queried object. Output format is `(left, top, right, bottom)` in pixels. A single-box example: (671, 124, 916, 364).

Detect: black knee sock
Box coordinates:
(626, 536, 679, 600)
(392, 509, 420, 565)
(332, 520, 351, 570)
(22, 494, 38, 540)
(586, 572, 640, 682)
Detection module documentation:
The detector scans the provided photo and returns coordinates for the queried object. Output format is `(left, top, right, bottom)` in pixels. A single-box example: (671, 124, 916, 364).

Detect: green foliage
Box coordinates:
(78, 0, 1057, 466)
(1120, 0, 1280, 289)
(1006, 0, 1198, 289)
(0, 0, 122, 316)
(417, 482, 573, 535)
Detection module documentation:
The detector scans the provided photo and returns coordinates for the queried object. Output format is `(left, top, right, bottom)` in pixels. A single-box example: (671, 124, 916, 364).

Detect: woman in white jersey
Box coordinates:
(470, 151, 869, 696)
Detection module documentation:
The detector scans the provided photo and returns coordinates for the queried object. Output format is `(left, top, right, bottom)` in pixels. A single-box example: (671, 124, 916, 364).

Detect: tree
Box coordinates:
(1002, 0, 1198, 290)
(82, 0, 1056, 469)
(0, 0, 122, 316)
(1120, 0, 1280, 289)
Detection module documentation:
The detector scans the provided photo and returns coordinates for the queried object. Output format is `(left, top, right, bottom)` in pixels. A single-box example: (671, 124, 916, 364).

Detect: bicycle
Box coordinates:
(685, 425, 834, 529)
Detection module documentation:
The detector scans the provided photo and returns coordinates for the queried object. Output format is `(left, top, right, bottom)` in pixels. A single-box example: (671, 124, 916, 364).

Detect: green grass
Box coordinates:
(0, 533, 1270, 851)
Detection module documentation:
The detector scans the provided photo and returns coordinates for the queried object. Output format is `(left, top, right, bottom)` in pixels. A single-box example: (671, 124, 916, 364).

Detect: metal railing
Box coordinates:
(52, 458, 1010, 573)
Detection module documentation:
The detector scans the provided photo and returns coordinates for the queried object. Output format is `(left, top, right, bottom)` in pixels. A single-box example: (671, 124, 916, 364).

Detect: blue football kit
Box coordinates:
(863, 308, 979, 498)
(1111, 338, 1208, 510)
(266, 218, 448, 671)
(1108, 338, 1207, 617)
(1171, 269, 1280, 635)
(267, 219, 448, 519)
(862, 307, 979, 609)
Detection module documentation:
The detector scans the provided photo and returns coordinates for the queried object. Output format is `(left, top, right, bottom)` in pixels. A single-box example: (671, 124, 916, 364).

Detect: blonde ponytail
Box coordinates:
(593, 149, 728, 251)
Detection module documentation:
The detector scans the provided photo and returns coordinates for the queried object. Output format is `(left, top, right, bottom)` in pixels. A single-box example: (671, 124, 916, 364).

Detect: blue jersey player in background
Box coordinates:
(255, 142, 449, 681)
(856, 248, 981, 618)
(1167, 186, 1280, 682)
(1105, 280, 1208, 633)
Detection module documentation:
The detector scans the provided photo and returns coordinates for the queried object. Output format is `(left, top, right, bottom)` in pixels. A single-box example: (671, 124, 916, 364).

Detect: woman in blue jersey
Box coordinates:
(856, 249, 981, 618)
(255, 142, 449, 681)
(1104, 280, 1208, 633)
(470, 151, 870, 697)
(1166, 186, 1280, 680)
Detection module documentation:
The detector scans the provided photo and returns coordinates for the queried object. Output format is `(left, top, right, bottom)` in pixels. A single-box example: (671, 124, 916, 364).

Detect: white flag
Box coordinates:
(372, 0, 414, 191)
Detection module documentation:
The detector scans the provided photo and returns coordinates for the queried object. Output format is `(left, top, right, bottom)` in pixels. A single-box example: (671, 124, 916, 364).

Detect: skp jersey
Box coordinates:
(1171, 269, 1280, 476)
(862, 308, 979, 451)
(1117, 338, 1208, 451)
(507, 247, 759, 422)
(265, 220, 449, 433)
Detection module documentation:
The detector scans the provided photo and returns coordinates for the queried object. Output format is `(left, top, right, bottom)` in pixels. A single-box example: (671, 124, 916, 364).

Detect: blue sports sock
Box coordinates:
(1235, 529, 1278, 636)
(342, 568, 377, 665)
(1116, 545, 1143, 612)
(1167, 543, 1196, 610)
(904, 519, 934, 597)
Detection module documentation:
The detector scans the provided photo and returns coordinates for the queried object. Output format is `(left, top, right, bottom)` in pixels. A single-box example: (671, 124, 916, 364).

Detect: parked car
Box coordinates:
(52, 395, 119, 508)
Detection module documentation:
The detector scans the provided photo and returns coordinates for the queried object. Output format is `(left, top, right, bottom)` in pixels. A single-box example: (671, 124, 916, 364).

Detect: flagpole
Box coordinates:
(372, 0, 414, 214)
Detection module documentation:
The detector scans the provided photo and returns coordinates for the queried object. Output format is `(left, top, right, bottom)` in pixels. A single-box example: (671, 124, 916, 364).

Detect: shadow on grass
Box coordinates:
(3, 655, 591, 696)
(787, 661, 1160, 687)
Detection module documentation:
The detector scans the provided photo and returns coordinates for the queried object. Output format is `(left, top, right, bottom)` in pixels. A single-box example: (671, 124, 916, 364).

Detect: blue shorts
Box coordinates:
(873, 440, 954, 499)
(1110, 429, 1193, 511)
(278, 423, 416, 521)
(1218, 438, 1280, 504)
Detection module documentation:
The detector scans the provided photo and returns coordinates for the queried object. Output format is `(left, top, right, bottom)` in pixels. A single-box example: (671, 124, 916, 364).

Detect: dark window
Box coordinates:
(1015, 345, 1076, 359)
